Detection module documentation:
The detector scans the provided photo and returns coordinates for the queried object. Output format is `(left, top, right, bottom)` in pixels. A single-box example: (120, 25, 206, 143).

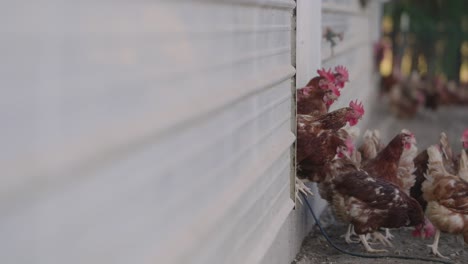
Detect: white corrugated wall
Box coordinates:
(0, 1, 384, 263)
(322, 0, 382, 122)
(0, 1, 299, 264)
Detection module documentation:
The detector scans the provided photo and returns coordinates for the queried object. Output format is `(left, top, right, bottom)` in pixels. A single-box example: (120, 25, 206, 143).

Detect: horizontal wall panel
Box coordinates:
(0, 1, 294, 205)
(0, 1, 295, 264)
(322, 0, 363, 14)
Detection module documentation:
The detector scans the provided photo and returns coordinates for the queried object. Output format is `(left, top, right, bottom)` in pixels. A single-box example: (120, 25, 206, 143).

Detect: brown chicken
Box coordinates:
(454, 129, 468, 173)
(328, 151, 424, 253)
(296, 100, 364, 163)
(295, 100, 364, 201)
(297, 68, 339, 116)
(359, 129, 417, 240)
(412, 132, 461, 211)
(397, 135, 418, 194)
(358, 129, 383, 163)
(297, 129, 353, 183)
(333, 65, 350, 89)
(304, 100, 365, 131)
(362, 129, 417, 194)
(388, 73, 425, 119)
(299, 66, 349, 116)
(297, 84, 338, 116)
(422, 146, 468, 258)
(410, 132, 467, 239)
(318, 142, 359, 203)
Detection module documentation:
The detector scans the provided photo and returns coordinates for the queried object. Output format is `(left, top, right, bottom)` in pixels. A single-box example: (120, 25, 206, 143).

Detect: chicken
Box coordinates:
(297, 66, 349, 116)
(358, 129, 383, 163)
(422, 146, 468, 258)
(435, 78, 460, 106)
(333, 65, 349, 89)
(297, 129, 352, 183)
(316, 140, 362, 244)
(305, 100, 365, 131)
(412, 149, 430, 210)
(295, 72, 355, 203)
(459, 149, 468, 182)
(462, 128, 468, 150)
(439, 132, 456, 174)
(360, 129, 417, 240)
(388, 73, 425, 119)
(412, 132, 461, 212)
(362, 129, 417, 195)
(294, 129, 352, 203)
(317, 139, 358, 202)
(411, 132, 463, 239)
(310, 66, 349, 91)
(297, 68, 339, 116)
(295, 100, 364, 202)
(328, 151, 424, 253)
(397, 135, 418, 195)
(296, 100, 364, 162)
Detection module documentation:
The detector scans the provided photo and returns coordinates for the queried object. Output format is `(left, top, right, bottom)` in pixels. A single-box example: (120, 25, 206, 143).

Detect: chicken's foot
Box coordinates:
(295, 178, 313, 205)
(372, 231, 393, 247)
(385, 228, 394, 240)
(360, 235, 388, 253)
(427, 229, 449, 259)
(342, 224, 359, 244)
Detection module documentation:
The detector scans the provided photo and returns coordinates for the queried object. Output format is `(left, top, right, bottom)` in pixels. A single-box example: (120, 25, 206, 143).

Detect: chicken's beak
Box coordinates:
(332, 154, 340, 161)
(410, 136, 417, 145)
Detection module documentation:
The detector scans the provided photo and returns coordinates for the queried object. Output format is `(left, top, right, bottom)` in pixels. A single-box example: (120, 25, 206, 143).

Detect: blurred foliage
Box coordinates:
(383, 0, 468, 80)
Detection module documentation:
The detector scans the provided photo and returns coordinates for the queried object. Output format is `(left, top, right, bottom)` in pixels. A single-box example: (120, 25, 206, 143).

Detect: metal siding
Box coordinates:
(0, 1, 295, 264)
(322, 0, 375, 125)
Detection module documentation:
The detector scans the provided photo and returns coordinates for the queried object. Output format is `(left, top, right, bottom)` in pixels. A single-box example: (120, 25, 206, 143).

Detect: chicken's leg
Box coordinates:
(427, 229, 449, 259)
(295, 178, 313, 204)
(384, 228, 394, 240)
(372, 231, 393, 247)
(359, 235, 388, 253)
(343, 224, 359, 243)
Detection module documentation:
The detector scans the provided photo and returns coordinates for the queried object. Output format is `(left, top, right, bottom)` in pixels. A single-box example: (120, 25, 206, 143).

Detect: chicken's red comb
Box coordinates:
(317, 68, 335, 82)
(334, 65, 349, 82)
(461, 128, 468, 142)
(349, 100, 364, 116)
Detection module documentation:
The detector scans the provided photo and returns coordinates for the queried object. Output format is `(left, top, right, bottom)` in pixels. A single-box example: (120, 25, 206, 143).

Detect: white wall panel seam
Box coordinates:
(169, 115, 292, 208)
(195, 0, 296, 9)
(159, 47, 292, 79)
(245, 185, 293, 264)
(0, 68, 295, 212)
(156, 132, 295, 263)
(199, 160, 291, 263)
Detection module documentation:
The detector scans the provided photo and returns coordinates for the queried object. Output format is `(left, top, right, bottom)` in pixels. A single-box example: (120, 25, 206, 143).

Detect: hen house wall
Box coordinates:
(0, 1, 384, 264)
(323, 0, 384, 134)
(0, 1, 297, 264)
(294, 0, 385, 248)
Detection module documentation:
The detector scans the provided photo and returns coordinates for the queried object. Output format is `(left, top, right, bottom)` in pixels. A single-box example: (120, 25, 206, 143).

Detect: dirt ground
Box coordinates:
(292, 208, 467, 264)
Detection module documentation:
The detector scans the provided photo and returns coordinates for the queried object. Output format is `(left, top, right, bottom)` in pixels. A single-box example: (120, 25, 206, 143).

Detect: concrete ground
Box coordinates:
(292, 102, 468, 264)
(366, 102, 467, 153)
